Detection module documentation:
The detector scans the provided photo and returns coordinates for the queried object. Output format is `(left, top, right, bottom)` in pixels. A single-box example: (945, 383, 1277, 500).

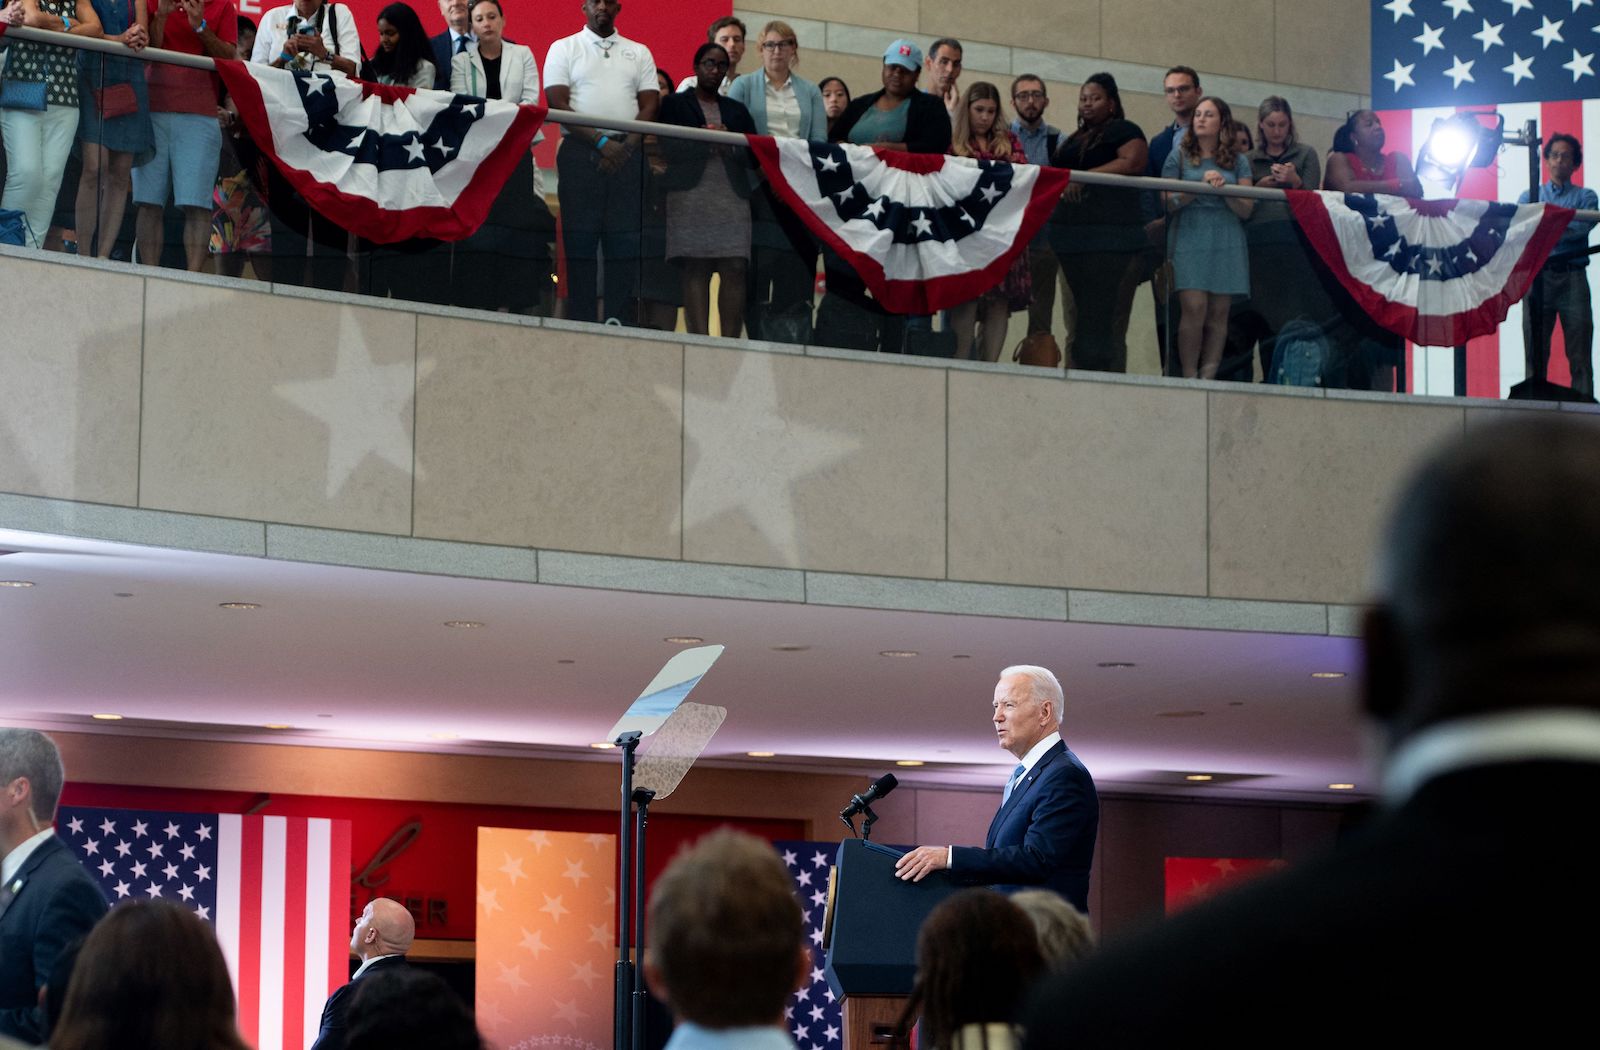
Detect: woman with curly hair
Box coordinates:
(892, 889, 1045, 1050)
(1161, 94, 1254, 379)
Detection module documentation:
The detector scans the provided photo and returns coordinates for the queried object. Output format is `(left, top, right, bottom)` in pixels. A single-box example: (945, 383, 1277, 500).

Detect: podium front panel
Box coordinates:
(824, 838, 959, 998)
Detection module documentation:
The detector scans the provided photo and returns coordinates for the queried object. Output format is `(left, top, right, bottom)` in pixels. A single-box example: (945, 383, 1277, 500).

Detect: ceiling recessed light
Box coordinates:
(895, 760, 926, 767)
(316, 714, 333, 719)
(1157, 710, 1207, 718)
(1228, 701, 1245, 706)
(91, 713, 123, 721)
(219, 602, 260, 610)
(746, 751, 776, 758)
(664, 636, 704, 645)
(952, 654, 971, 659)
(0, 580, 36, 588)
(1310, 671, 1347, 679)
(557, 658, 576, 664)
(113, 592, 134, 598)
(444, 620, 485, 629)
(589, 742, 617, 750)
(879, 650, 918, 658)
(262, 723, 292, 730)
(1096, 661, 1137, 669)
(769, 644, 810, 652)
(1184, 774, 1214, 782)
(1328, 783, 1356, 790)
(427, 731, 459, 740)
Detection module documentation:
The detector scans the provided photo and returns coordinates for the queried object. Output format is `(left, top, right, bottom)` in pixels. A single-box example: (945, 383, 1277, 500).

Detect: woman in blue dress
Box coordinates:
(1162, 95, 1254, 379)
(74, 0, 154, 258)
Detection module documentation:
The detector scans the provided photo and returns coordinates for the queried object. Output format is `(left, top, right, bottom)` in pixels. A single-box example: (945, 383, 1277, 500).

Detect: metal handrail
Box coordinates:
(9, 24, 1600, 220)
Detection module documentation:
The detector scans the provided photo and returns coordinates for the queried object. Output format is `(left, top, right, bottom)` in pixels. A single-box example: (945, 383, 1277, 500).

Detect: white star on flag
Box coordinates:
(1444, 0, 1474, 16)
(98, 819, 117, 836)
(1535, 15, 1566, 47)
(1473, 18, 1504, 50)
(817, 154, 840, 173)
(1444, 55, 1477, 86)
(1384, 0, 1415, 21)
(1563, 47, 1595, 78)
(67, 818, 83, 835)
(1415, 22, 1446, 52)
(1385, 58, 1418, 90)
(1504, 0, 1534, 14)
(1503, 51, 1536, 83)
(404, 138, 426, 162)
(163, 822, 181, 840)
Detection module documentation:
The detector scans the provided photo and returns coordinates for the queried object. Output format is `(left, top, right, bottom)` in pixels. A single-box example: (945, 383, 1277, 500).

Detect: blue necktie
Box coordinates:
(455, 36, 469, 54)
(1001, 763, 1026, 806)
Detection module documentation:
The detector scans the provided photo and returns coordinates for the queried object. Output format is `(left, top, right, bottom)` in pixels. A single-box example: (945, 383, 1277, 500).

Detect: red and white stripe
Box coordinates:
(216, 815, 351, 1050)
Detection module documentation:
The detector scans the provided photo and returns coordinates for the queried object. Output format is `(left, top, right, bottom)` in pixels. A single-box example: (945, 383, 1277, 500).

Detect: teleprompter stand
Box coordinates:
(605, 646, 727, 1050)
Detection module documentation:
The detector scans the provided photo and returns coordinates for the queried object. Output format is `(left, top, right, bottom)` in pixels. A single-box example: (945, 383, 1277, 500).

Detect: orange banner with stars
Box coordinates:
(476, 827, 616, 1050)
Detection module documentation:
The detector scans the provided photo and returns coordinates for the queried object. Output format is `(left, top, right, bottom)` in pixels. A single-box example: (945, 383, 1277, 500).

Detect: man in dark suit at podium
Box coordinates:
(895, 666, 1098, 912)
(1024, 416, 1600, 1043)
(0, 729, 106, 1045)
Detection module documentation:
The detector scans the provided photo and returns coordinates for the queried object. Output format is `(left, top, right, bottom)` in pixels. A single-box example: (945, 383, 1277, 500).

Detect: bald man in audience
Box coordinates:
(644, 829, 810, 1050)
(310, 897, 416, 1050)
(1024, 415, 1600, 1043)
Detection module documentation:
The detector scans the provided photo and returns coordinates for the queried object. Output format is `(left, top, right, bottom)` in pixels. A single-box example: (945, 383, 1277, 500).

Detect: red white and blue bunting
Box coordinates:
(747, 135, 1071, 315)
(1286, 190, 1573, 347)
(215, 59, 545, 244)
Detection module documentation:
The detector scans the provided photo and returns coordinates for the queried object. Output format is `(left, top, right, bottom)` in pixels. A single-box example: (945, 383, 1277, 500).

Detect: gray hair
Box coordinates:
(999, 665, 1065, 725)
(1011, 889, 1096, 967)
(0, 728, 66, 823)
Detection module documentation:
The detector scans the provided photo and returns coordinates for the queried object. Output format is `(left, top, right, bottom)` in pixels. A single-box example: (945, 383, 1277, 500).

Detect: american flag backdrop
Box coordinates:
(56, 806, 352, 1050)
(774, 841, 843, 1050)
(1372, 1, 1600, 395)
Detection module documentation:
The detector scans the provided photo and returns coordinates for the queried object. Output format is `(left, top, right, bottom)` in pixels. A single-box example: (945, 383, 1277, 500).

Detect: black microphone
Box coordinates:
(840, 773, 899, 820)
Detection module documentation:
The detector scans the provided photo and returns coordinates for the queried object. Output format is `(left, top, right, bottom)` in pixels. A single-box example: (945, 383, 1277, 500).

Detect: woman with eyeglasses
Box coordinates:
(727, 20, 827, 340)
(659, 42, 758, 336)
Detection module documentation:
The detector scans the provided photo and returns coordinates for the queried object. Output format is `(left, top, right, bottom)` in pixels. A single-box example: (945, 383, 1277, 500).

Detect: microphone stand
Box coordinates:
(860, 803, 879, 842)
(612, 731, 642, 1050)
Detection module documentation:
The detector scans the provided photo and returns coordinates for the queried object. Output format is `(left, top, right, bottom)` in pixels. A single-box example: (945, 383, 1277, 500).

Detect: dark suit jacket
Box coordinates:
(309, 954, 410, 1050)
(951, 741, 1098, 912)
(656, 89, 758, 198)
(0, 833, 107, 1043)
(428, 31, 456, 90)
(1024, 760, 1600, 1045)
(829, 89, 952, 154)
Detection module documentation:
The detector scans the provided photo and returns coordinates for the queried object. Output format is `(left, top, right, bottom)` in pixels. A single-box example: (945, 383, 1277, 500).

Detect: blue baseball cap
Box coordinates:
(883, 39, 922, 71)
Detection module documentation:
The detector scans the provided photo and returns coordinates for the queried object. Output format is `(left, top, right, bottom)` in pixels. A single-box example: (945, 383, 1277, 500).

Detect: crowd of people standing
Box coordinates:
(0, 3, 1584, 388)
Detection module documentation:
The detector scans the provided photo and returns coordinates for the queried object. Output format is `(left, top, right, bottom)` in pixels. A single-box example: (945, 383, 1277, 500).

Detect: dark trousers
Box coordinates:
(1057, 249, 1138, 372)
(1523, 266, 1595, 398)
(557, 138, 644, 324)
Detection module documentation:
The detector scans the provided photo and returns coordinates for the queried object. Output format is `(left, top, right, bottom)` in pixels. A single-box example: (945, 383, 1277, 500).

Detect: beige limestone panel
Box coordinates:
(1274, 0, 1369, 94)
(916, 0, 1100, 61)
(0, 256, 142, 505)
(1208, 394, 1464, 604)
(1102, 0, 1277, 85)
(140, 283, 415, 534)
(741, 1, 918, 35)
(948, 374, 1209, 594)
(412, 321, 683, 558)
(802, 49, 889, 100)
(680, 346, 946, 576)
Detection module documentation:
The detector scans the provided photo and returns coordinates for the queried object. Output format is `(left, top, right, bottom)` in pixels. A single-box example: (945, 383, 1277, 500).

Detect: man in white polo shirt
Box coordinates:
(544, 0, 659, 324)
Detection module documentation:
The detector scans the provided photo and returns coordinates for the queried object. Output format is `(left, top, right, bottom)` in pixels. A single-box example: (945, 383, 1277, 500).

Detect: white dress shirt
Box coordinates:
(1382, 709, 1600, 804)
(2, 827, 55, 887)
(251, 2, 364, 72)
(543, 25, 657, 129)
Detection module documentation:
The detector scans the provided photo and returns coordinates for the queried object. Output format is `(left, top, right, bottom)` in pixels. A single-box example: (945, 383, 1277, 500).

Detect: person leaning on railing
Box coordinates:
(1321, 109, 1418, 391)
(1047, 72, 1147, 374)
(1228, 95, 1330, 384)
(726, 18, 826, 343)
(0, 0, 103, 250)
(71, 0, 150, 259)
(947, 81, 1030, 364)
(658, 42, 756, 338)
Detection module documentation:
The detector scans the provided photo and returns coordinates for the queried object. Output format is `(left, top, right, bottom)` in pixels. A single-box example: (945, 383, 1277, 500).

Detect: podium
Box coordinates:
(824, 839, 960, 1049)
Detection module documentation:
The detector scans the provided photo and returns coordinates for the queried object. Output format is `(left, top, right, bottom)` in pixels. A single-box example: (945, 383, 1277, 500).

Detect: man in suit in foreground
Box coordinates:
(896, 665, 1099, 912)
(0, 729, 106, 1044)
(1025, 415, 1600, 1043)
(310, 896, 415, 1050)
